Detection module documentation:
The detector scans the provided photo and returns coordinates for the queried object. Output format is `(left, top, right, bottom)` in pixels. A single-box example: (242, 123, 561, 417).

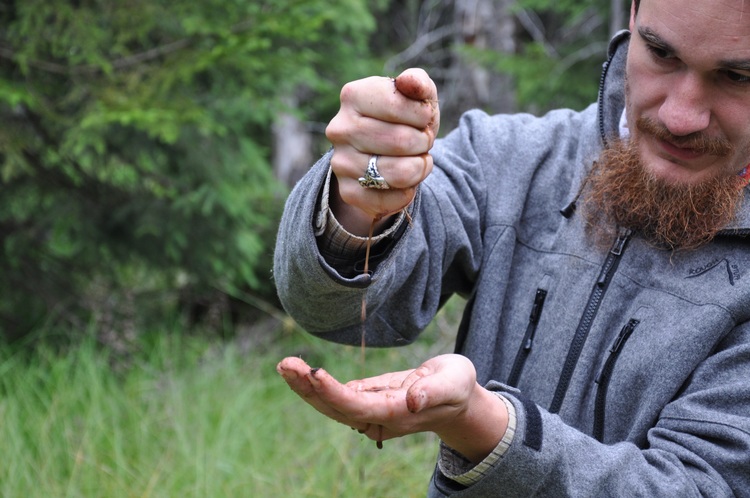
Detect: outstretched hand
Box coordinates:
(276, 354, 508, 463)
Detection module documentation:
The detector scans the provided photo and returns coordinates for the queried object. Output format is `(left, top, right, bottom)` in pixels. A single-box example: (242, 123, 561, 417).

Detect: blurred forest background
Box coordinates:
(0, 0, 631, 496)
(0, 0, 627, 347)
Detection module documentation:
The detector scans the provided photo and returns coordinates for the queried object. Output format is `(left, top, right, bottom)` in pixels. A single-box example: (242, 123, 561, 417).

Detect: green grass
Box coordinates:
(0, 308, 460, 498)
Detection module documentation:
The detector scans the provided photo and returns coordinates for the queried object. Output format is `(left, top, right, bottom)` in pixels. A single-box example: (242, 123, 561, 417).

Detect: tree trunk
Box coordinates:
(610, 0, 627, 38)
(272, 95, 313, 188)
(441, 0, 516, 130)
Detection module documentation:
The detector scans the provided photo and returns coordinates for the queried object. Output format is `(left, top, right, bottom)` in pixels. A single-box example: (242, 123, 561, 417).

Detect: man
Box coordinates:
(274, 0, 750, 496)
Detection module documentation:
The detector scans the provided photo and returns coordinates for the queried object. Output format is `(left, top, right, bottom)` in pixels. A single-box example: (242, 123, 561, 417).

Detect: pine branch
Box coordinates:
(0, 19, 256, 76)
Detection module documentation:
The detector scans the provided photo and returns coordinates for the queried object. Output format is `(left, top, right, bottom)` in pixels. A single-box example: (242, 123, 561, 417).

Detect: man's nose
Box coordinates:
(657, 72, 711, 137)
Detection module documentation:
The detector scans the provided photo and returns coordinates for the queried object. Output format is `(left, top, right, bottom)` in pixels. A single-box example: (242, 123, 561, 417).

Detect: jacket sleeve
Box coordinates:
(429, 321, 750, 497)
(272, 110, 511, 346)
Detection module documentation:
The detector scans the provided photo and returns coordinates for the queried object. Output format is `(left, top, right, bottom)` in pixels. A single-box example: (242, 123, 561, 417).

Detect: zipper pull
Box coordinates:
(611, 319, 639, 353)
(610, 227, 632, 256)
(595, 319, 640, 383)
(524, 289, 548, 350)
(597, 227, 632, 286)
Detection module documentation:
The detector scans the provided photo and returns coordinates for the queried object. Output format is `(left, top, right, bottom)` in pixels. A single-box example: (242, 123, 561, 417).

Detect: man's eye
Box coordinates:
(646, 44, 672, 60)
(725, 70, 750, 84)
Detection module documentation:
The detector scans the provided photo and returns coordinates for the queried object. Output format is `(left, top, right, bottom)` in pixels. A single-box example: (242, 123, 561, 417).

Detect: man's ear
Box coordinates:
(629, 0, 637, 30)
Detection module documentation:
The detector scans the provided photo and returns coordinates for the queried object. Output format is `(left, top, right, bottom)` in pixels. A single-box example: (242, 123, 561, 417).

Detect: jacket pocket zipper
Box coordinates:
(507, 288, 548, 387)
(593, 318, 640, 441)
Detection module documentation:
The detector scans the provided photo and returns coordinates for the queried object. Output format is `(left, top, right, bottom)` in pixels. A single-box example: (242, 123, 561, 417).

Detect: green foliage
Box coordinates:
(462, 40, 602, 112)
(464, 0, 617, 113)
(514, 0, 600, 19)
(0, 0, 624, 339)
(0, 0, 383, 338)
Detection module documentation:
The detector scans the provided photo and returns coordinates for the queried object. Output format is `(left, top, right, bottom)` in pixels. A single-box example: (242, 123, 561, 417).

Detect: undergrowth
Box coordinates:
(0, 299, 462, 497)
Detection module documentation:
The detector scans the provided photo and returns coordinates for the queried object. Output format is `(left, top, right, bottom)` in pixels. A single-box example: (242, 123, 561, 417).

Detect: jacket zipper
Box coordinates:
(718, 228, 750, 237)
(507, 288, 548, 387)
(593, 318, 640, 441)
(597, 57, 611, 147)
(548, 227, 631, 414)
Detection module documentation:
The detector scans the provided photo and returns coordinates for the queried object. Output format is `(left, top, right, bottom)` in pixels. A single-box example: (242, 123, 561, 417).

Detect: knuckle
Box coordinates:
(384, 160, 412, 186)
(390, 129, 422, 156)
(339, 81, 358, 103)
(325, 116, 347, 143)
(389, 187, 416, 213)
(337, 182, 361, 206)
(388, 158, 428, 188)
(329, 153, 354, 179)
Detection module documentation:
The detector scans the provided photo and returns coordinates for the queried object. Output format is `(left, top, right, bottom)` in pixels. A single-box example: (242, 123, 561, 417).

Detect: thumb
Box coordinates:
(405, 380, 429, 414)
(395, 68, 438, 102)
(404, 354, 476, 413)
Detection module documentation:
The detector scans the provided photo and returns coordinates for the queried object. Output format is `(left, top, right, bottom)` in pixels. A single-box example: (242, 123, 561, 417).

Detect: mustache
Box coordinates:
(635, 117, 733, 157)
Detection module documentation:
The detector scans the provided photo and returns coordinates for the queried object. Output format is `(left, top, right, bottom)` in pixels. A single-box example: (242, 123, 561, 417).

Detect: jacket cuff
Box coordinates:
(314, 166, 409, 278)
(437, 394, 517, 486)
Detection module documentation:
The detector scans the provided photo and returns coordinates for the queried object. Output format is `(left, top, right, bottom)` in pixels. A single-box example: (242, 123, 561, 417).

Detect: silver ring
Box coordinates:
(358, 155, 390, 190)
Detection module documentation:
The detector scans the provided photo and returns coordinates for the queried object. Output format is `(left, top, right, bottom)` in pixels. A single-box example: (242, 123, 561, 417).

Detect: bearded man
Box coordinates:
(274, 0, 750, 496)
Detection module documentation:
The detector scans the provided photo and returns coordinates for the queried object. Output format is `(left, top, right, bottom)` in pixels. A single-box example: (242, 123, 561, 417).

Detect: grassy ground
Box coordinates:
(0, 306, 460, 497)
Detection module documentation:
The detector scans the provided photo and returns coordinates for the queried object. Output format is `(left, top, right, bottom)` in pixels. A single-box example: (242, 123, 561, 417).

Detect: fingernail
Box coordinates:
(407, 390, 426, 413)
(277, 367, 298, 381)
(308, 369, 322, 388)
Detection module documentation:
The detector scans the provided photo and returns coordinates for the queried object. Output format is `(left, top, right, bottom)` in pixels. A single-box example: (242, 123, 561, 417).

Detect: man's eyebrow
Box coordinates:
(637, 26, 675, 53)
(719, 58, 750, 73)
(638, 25, 750, 72)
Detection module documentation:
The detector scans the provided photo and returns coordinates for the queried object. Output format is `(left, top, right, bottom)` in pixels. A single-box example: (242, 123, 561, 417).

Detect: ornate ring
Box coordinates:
(357, 155, 390, 190)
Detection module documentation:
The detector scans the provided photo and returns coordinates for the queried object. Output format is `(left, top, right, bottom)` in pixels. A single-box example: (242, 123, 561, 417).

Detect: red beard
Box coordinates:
(581, 120, 745, 250)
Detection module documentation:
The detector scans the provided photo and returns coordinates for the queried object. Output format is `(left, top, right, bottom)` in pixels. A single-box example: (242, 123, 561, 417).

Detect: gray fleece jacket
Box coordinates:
(273, 32, 750, 497)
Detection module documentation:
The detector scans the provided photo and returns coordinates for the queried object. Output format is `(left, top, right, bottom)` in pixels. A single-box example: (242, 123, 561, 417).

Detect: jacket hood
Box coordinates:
(598, 30, 630, 146)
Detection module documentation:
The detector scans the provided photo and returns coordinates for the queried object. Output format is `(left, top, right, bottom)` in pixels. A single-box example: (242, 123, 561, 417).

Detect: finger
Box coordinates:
(276, 357, 315, 396)
(327, 115, 435, 157)
(277, 358, 341, 412)
(394, 68, 438, 102)
(332, 150, 433, 190)
(276, 356, 310, 373)
(336, 177, 415, 220)
(278, 361, 366, 426)
(306, 366, 410, 423)
(277, 362, 346, 422)
(278, 360, 418, 439)
(394, 68, 440, 138)
(338, 75, 435, 130)
(344, 368, 417, 392)
(404, 359, 476, 414)
(331, 151, 419, 218)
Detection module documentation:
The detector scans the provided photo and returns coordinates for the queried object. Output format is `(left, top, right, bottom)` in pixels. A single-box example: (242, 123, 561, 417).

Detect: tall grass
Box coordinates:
(0, 307, 459, 498)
